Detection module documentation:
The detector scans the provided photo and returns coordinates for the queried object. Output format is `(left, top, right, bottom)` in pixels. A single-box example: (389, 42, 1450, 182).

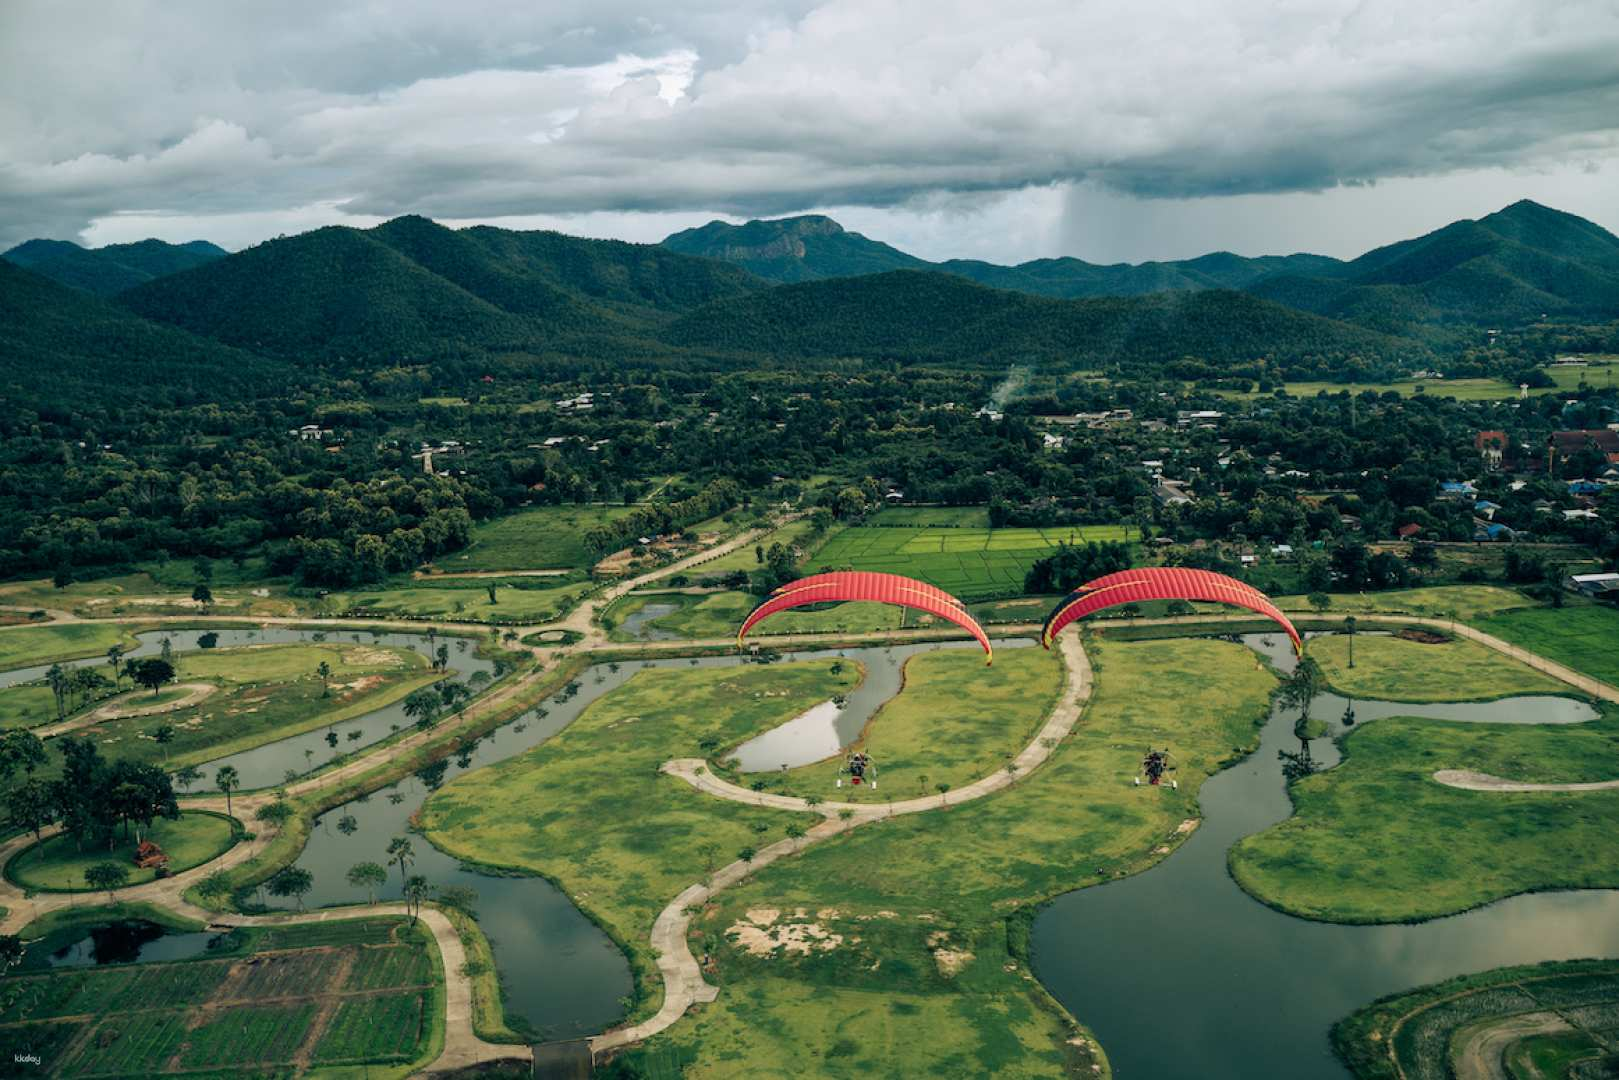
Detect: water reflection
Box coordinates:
(1032, 633, 1616, 1080)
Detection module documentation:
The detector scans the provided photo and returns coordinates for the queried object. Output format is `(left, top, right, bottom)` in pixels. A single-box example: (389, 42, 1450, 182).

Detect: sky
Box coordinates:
(4, 0, 1619, 264)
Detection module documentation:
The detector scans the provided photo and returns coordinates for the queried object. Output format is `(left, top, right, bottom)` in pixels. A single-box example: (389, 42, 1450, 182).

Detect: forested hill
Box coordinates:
(0, 259, 286, 404)
(2, 237, 226, 296)
(660, 269, 1418, 371)
(662, 214, 1341, 296)
(1248, 200, 1619, 336)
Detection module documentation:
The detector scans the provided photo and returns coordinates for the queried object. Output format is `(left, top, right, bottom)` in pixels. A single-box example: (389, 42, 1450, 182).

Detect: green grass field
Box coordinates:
(0, 915, 438, 1075)
(1231, 686, 1619, 922)
(6, 810, 238, 891)
(762, 645, 1064, 798)
(420, 660, 859, 1016)
(1309, 632, 1568, 701)
(0, 623, 138, 671)
(329, 577, 596, 623)
(0, 684, 61, 730)
(447, 505, 635, 571)
(694, 518, 829, 574)
(1215, 362, 1619, 403)
(638, 636, 1275, 1076)
(10, 642, 440, 777)
(870, 506, 994, 527)
(1274, 584, 1540, 623)
(1476, 603, 1619, 687)
(1332, 959, 1619, 1080)
(806, 525, 1131, 599)
(608, 591, 908, 641)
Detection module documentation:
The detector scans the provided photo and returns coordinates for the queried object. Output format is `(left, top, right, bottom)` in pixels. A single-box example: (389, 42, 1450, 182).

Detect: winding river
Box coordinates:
(1032, 634, 1619, 1079)
(263, 641, 972, 1040)
(4, 628, 498, 790)
(14, 628, 1619, 1070)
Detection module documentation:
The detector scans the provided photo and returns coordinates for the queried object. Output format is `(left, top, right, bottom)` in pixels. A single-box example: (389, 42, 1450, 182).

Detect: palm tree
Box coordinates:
(1344, 616, 1358, 668)
(151, 724, 175, 767)
(174, 764, 202, 794)
(403, 874, 433, 923)
(386, 836, 416, 887)
(215, 765, 239, 818)
(316, 661, 332, 697)
(107, 646, 125, 690)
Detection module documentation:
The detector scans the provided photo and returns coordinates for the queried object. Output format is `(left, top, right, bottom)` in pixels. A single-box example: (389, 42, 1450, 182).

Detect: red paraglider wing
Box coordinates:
(738, 571, 992, 663)
(1041, 567, 1301, 655)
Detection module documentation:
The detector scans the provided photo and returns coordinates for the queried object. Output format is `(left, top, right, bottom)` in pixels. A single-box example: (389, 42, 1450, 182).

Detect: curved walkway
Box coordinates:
(590, 632, 1093, 1053)
(1434, 769, 1619, 793)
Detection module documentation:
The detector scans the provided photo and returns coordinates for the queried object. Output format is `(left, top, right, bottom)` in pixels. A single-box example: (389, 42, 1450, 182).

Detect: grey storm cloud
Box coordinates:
(3, 0, 1619, 247)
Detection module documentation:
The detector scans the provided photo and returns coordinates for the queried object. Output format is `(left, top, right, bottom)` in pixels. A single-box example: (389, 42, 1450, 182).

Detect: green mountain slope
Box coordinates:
(662, 215, 930, 283)
(3, 237, 227, 295)
(119, 225, 544, 362)
(1248, 200, 1619, 333)
(0, 259, 285, 403)
(119, 218, 763, 363)
(662, 214, 1340, 297)
(660, 269, 1414, 368)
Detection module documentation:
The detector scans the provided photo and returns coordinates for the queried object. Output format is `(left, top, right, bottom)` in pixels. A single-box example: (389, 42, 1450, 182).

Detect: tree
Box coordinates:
(46, 663, 69, 721)
(1307, 592, 1332, 614)
(438, 681, 472, 715)
(486, 582, 498, 605)
(85, 861, 128, 902)
(403, 874, 434, 922)
(936, 782, 951, 805)
(151, 724, 175, 766)
(197, 870, 232, 906)
(785, 822, 806, 849)
(215, 765, 240, 818)
(0, 730, 48, 786)
(386, 836, 416, 887)
(403, 688, 443, 730)
(7, 777, 57, 855)
(267, 865, 314, 911)
(256, 799, 293, 827)
(129, 658, 176, 697)
(192, 583, 213, 609)
(316, 661, 332, 697)
(174, 764, 203, 793)
(1344, 616, 1358, 668)
(53, 564, 73, 590)
(347, 861, 388, 905)
(737, 846, 757, 873)
(1, 935, 25, 975)
(107, 645, 125, 689)
(197, 631, 220, 649)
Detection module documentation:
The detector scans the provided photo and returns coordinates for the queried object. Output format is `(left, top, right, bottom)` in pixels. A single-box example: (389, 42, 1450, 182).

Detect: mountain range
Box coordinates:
(3, 237, 226, 296)
(3, 199, 1617, 401)
(664, 201, 1619, 341)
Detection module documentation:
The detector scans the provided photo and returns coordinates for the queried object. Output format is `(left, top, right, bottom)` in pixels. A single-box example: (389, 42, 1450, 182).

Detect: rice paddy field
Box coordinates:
(0, 915, 440, 1076)
(806, 524, 1131, 599)
(1215, 361, 1619, 403)
(1474, 602, 1619, 687)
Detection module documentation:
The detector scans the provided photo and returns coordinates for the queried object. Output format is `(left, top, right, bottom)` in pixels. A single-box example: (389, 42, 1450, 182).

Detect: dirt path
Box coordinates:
(1449, 1010, 1571, 1080)
(1434, 769, 1619, 793)
(590, 632, 1094, 1053)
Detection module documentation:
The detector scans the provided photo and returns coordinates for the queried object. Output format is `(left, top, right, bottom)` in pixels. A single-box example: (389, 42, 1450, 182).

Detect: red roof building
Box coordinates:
(1396, 523, 1422, 539)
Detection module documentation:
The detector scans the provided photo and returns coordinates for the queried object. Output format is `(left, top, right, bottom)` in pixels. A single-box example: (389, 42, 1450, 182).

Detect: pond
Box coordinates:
(1, 627, 502, 791)
(729, 638, 1036, 771)
(20, 919, 225, 970)
(616, 601, 681, 641)
(267, 641, 965, 1042)
(1031, 633, 1619, 1079)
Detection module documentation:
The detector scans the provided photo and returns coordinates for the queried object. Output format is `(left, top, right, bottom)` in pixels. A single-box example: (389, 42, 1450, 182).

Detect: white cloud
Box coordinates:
(3, 0, 1619, 255)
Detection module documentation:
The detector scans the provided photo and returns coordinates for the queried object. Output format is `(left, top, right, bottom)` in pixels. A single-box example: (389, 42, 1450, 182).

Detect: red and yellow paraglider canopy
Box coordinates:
(738, 570, 993, 663)
(1041, 567, 1302, 655)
